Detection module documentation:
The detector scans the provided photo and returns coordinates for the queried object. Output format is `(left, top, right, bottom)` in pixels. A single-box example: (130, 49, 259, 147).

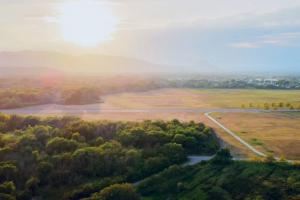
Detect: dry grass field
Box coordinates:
(90, 89, 300, 158)
(102, 88, 300, 109)
(80, 112, 202, 122)
(211, 112, 300, 160)
(5, 88, 300, 158)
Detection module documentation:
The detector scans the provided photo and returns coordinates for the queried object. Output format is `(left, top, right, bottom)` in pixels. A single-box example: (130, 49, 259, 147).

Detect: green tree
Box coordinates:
(67, 122, 96, 141)
(17, 134, 38, 151)
(0, 181, 15, 195)
(160, 143, 186, 163)
(88, 183, 140, 200)
(72, 147, 103, 176)
(71, 132, 86, 143)
(25, 177, 39, 195)
(264, 103, 270, 110)
(30, 125, 51, 146)
(211, 149, 233, 165)
(208, 186, 231, 200)
(143, 157, 170, 175)
(46, 137, 79, 154)
(173, 134, 187, 145)
(94, 136, 105, 146)
(279, 102, 284, 108)
(0, 163, 17, 182)
(37, 161, 53, 184)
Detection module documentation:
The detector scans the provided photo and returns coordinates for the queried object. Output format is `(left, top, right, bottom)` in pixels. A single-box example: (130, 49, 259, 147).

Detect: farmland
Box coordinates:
(211, 112, 300, 160)
(0, 88, 299, 159)
(101, 88, 300, 109)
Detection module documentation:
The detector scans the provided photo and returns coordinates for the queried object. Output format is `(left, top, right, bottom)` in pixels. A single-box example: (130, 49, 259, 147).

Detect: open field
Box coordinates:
(211, 112, 300, 160)
(102, 88, 300, 109)
(1, 88, 299, 158)
(1, 89, 299, 114)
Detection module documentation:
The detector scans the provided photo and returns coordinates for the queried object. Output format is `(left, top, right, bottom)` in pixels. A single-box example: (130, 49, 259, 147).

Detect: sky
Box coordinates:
(1, 0, 300, 74)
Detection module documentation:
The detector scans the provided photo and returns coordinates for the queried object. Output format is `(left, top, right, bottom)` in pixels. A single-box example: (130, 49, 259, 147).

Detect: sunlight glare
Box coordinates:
(59, 0, 118, 47)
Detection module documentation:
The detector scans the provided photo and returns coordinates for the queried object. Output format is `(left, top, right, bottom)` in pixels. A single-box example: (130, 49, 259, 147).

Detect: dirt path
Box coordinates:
(204, 112, 266, 157)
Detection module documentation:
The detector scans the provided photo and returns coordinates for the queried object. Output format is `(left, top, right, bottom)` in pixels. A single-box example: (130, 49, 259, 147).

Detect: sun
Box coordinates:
(58, 0, 118, 47)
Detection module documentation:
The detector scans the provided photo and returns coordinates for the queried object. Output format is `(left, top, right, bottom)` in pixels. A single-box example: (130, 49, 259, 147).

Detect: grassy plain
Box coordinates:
(93, 89, 299, 158)
(5, 88, 300, 158)
(102, 88, 300, 109)
(211, 112, 300, 160)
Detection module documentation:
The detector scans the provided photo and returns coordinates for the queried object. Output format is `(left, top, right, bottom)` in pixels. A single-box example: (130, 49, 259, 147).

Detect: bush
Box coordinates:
(211, 149, 233, 165)
(0, 181, 16, 195)
(87, 183, 140, 200)
(0, 163, 17, 182)
(46, 137, 79, 154)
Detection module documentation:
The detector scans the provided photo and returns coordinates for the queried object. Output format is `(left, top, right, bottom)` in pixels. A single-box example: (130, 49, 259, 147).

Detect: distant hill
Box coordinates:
(0, 51, 163, 76)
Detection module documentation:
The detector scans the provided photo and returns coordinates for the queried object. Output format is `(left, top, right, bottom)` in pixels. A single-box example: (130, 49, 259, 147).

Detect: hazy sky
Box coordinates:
(1, 0, 300, 73)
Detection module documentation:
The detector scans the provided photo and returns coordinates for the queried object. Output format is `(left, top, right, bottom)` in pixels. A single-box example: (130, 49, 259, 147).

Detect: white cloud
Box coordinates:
(230, 42, 259, 49)
(230, 32, 300, 49)
(111, 0, 300, 30)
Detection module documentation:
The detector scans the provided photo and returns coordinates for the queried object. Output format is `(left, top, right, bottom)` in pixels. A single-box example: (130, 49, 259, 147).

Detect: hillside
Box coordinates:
(0, 51, 163, 76)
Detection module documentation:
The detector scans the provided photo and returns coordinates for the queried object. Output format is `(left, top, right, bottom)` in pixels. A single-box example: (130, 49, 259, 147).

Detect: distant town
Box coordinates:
(166, 75, 300, 89)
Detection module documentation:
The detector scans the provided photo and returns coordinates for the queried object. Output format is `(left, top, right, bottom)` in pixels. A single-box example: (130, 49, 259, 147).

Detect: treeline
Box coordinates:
(0, 89, 53, 109)
(0, 76, 165, 109)
(61, 88, 101, 105)
(0, 87, 101, 109)
(138, 149, 300, 200)
(0, 114, 219, 199)
(241, 102, 300, 110)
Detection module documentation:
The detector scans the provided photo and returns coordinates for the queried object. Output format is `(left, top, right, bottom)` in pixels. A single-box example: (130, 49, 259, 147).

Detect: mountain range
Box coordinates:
(0, 51, 164, 76)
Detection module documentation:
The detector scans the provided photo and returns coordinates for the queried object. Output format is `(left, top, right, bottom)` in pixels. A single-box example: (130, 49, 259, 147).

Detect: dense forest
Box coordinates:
(0, 113, 299, 199)
(0, 114, 219, 199)
(138, 149, 300, 200)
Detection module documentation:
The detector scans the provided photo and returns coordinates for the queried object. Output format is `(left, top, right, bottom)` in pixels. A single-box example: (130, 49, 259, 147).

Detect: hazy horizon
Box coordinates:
(1, 0, 300, 74)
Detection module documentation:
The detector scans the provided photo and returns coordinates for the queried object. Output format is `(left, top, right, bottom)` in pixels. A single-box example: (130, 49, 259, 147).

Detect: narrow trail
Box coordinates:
(204, 112, 266, 157)
(204, 112, 299, 163)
